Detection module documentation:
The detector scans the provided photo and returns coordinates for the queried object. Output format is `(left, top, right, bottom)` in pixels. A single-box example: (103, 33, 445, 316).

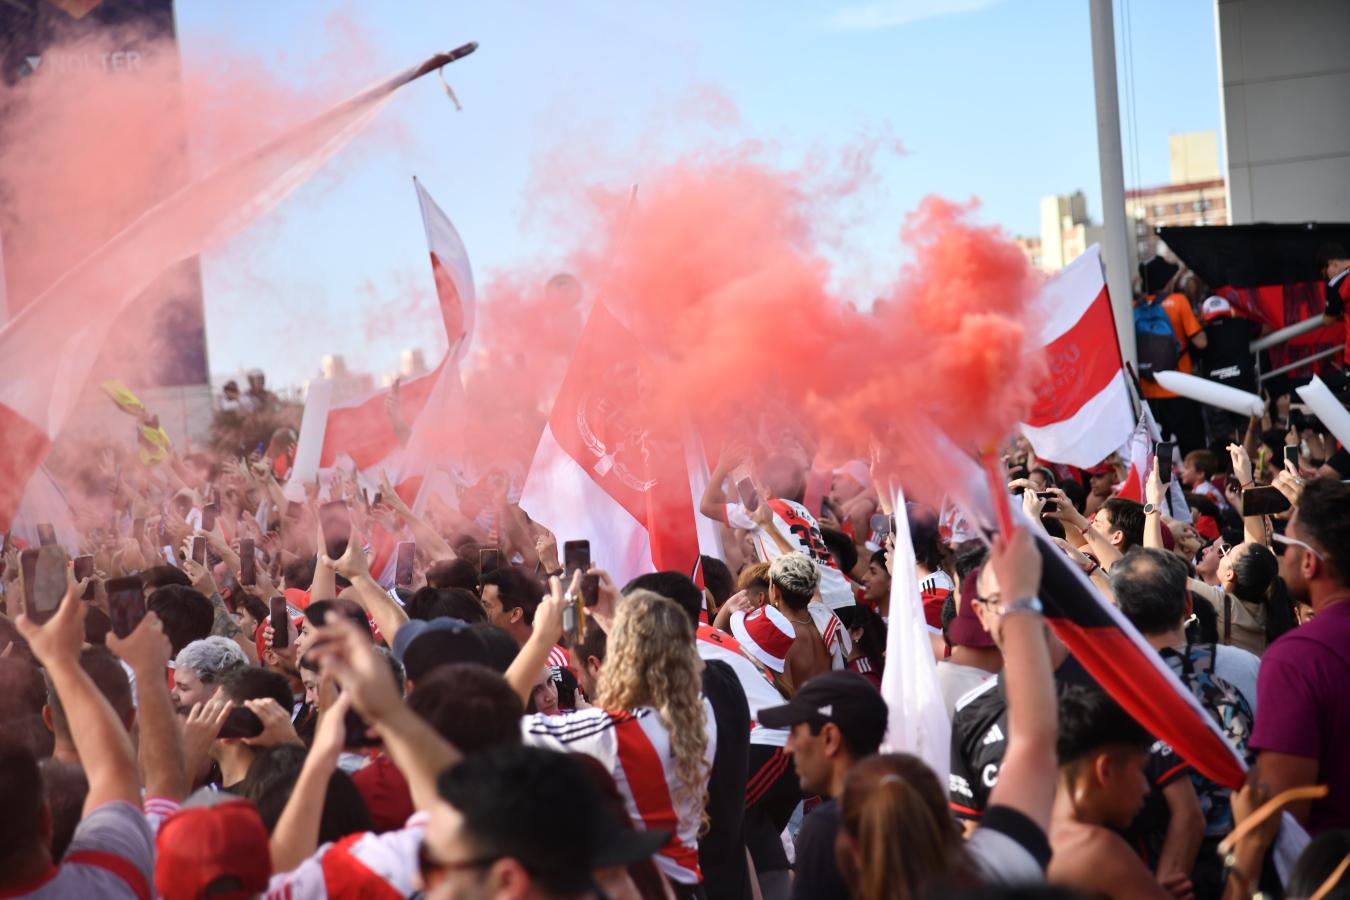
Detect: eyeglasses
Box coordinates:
(1272, 532, 1322, 559)
(418, 841, 503, 889)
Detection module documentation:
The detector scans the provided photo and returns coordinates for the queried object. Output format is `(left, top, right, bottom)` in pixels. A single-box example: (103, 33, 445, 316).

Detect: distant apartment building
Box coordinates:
(1126, 131, 1228, 261)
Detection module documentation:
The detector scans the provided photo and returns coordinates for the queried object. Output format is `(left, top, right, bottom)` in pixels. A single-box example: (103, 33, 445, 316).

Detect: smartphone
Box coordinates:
(563, 540, 591, 583)
(20, 549, 38, 614)
(319, 500, 350, 559)
(36, 523, 56, 547)
(73, 554, 94, 583)
(1241, 485, 1292, 517)
(563, 593, 587, 644)
(344, 706, 381, 749)
(218, 707, 265, 740)
(29, 545, 67, 626)
(371, 492, 383, 509)
(735, 478, 759, 513)
(1285, 444, 1300, 471)
(395, 541, 415, 587)
(581, 573, 600, 608)
(270, 595, 290, 649)
(1035, 491, 1059, 513)
(478, 547, 499, 576)
(284, 500, 302, 521)
(1156, 441, 1177, 484)
(131, 517, 145, 541)
(201, 503, 219, 533)
(191, 536, 207, 565)
(239, 538, 256, 587)
(869, 513, 892, 538)
(106, 575, 146, 638)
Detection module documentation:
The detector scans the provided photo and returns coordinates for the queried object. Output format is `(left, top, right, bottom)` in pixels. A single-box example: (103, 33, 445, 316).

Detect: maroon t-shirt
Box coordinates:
(1249, 601, 1350, 835)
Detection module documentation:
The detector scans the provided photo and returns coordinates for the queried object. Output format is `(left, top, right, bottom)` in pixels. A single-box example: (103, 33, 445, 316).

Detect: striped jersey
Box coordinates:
(522, 704, 716, 885)
(263, 814, 427, 899)
(695, 623, 790, 747)
(723, 498, 856, 611)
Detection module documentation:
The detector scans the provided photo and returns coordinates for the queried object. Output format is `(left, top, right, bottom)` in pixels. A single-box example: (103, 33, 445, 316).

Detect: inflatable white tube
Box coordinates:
(1296, 377, 1350, 452)
(284, 378, 332, 502)
(1153, 370, 1264, 417)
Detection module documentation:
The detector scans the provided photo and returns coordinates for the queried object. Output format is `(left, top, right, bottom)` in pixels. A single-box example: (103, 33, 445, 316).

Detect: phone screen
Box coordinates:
(820, 496, 831, 519)
(478, 547, 499, 576)
(20, 549, 38, 613)
(239, 539, 256, 586)
(1241, 486, 1292, 517)
(869, 513, 891, 537)
(201, 504, 218, 533)
(1035, 491, 1060, 513)
(106, 576, 146, 638)
(562, 540, 591, 583)
(73, 555, 94, 583)
(319, 501, 351, 559)
(131, 517, 145, 540)
(191, 536, 207, 565)
(1156, 442, 1177, 484)
(736, 478, 759, 513)
(395, 541, 416, 587)
(1285, 444, 1300, 470)
(270, 596, 290, 649)
(581, 573, 600, 608)
(29, 546, 67, 625)
(36, 523, 56, 547)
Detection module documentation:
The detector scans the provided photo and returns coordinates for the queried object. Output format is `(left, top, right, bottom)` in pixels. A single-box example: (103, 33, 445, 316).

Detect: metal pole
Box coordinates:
(1089, 0, 1137, 369)
(1251, 316, 1329, 353)
(1258, 343, 1347, 382)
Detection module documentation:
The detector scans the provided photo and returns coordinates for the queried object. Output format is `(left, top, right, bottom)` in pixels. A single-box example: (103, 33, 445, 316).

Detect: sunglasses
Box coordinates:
(417, 841, 503, 890)
(1272, 532, 1322, 560)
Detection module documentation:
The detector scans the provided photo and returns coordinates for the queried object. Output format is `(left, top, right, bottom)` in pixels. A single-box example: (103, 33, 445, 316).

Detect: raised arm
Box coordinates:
(1227, 444, 1266, 546)
(506, 574, 569, 707)
(1144, 464, 1166, 550)
(700, 444, 747, 521)
(379, 471, 455, 561)
(269, 689, 350, 872)
(308, 619, 459, 812)
(19, 573, 142, 814)
(983, 528, 1057, 832)
(325, 536, 408, 646)
(109, 611, 190, 802)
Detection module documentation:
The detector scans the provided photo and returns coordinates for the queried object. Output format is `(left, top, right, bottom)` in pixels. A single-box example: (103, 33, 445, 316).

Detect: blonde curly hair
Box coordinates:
(596, 589, 709, 816)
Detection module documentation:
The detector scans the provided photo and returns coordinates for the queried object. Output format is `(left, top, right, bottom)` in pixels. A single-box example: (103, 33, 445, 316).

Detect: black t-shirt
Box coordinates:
(790, 798, 849, 900)
(1119, 740, 1194, 866)
(949, 656, 1094, 820)
(1202, 317, 1260, 392)
(700, 659, 753, 900)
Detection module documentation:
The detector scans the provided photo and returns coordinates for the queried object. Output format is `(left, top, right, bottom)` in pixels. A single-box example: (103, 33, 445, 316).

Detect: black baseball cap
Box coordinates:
(757, 670, 889, 749)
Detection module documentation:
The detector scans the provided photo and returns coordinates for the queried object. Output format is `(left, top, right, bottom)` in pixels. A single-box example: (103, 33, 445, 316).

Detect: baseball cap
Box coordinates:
(156, 793, 271, 899)
(1201, 295, 1233, 321)
(391, 615, 474, 661)
(946, 568, 996, 650)
(1084, 462, 1115, 477)
(730, 605, 795, 672)
(757, 670, 889, 747)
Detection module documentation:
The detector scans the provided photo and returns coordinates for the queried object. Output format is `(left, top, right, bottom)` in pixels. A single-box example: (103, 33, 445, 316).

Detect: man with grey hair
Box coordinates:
(172, 636, 248, 709)
(768, 553, 835, 694)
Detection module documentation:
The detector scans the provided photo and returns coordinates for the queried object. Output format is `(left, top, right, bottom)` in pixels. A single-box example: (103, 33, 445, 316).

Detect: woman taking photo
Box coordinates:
(508, 575, 713, 899)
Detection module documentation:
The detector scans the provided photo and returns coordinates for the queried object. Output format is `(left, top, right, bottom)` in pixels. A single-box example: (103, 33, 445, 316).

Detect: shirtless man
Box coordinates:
(1048, 685, 1171, 899)
(765, 553, 833, 694)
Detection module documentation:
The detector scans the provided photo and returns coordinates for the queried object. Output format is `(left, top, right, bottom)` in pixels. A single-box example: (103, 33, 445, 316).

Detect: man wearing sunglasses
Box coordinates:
(1250, 478, 1350, 836)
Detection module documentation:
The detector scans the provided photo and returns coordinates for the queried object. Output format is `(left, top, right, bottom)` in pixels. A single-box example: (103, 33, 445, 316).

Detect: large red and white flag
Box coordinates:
(519, 302, 703, 586)
(0, 54, 447, 531)
(1021, 245, 1135, 468)
(318, 177, 475, 484)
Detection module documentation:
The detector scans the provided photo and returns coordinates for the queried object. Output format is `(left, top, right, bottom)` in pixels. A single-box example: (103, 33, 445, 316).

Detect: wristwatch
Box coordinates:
(998, 596, 1044, 618)
(1143, 503, 1159, 516)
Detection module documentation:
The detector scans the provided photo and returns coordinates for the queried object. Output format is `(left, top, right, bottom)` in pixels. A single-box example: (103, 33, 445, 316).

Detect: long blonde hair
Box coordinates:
(596, 589, 709, 813)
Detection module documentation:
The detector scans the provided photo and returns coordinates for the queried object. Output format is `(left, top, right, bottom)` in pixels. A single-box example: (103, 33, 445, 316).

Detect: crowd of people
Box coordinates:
(1, 305, 1349, 900)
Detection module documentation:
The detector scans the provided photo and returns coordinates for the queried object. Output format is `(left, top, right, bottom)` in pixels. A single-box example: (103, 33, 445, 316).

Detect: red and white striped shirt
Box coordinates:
(263, 813, 428, 899)
(522, 704, 716, 886)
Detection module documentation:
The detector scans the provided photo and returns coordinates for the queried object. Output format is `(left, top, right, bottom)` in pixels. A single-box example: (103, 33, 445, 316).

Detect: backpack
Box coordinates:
(1159, 643, 1255, 836)
(1135, 298, 1182, 380)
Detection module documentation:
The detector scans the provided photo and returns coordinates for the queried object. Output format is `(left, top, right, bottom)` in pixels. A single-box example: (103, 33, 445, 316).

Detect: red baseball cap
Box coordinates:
(156, 797, 271, 899)
(946, 568, 996, 650)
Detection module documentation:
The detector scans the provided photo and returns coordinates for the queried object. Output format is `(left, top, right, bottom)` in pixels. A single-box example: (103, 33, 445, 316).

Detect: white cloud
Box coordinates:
(828, 0, 1002, 31)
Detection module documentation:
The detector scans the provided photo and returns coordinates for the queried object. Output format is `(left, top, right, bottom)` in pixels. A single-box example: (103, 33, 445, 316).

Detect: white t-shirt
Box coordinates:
(696, 624, 790, 747)
(723, 498, 856, 610)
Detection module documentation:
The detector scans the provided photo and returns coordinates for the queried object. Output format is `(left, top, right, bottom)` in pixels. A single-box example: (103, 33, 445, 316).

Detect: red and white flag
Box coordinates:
(519, 302, 703, 586)
(318, 177, 475, 485)
(0, 54, 436, 531)
(1021, 245, 1135, 468)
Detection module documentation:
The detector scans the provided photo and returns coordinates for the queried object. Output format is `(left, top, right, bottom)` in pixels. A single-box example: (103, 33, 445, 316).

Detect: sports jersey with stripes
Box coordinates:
(264, 814, 427, 899)
(723, 498, 856, 610)
(522, 704, 716, 886)
(695, 623, 790, 747)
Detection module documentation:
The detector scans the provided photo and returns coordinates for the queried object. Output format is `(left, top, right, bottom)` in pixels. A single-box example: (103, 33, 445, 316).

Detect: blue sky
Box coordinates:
(176, 0, 1222, 389)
